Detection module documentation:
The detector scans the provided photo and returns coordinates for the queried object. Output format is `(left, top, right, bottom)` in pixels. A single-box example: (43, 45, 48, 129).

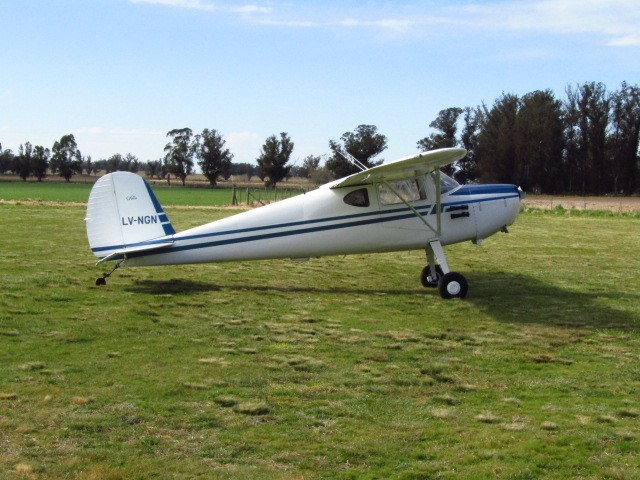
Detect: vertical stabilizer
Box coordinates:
(85, 172, 175, 258)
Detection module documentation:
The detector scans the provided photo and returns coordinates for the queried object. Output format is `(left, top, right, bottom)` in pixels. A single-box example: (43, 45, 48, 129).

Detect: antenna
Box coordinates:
(337, 150, 368, 172)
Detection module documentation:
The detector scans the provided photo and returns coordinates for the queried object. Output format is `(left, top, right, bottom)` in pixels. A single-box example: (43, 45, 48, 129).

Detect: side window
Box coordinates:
(378, 179, 425, 205)
(343, 188, 370, 207)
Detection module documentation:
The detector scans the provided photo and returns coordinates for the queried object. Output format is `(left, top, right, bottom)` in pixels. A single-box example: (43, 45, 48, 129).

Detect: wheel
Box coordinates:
(95, 277, 107, 286)
(420, 265, 444, 288)
(438, 272, 468, 299)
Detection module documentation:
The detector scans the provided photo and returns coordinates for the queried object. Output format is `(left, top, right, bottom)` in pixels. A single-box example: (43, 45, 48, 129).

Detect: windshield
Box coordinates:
(430, 171, 460, 194)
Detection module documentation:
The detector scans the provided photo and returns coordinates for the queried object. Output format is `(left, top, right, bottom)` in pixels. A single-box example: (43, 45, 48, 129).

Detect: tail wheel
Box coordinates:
(420, 265, 444, 288)
(438, 272, 468, 299)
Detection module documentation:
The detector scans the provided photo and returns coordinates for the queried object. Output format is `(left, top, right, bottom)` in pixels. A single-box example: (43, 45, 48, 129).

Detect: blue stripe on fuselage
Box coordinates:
(450, 184, 519, 197)
(96, 188, 519, 259)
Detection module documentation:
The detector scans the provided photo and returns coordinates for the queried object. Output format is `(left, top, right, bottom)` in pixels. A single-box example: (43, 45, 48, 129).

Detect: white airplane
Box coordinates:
(85, 148, 521, 299)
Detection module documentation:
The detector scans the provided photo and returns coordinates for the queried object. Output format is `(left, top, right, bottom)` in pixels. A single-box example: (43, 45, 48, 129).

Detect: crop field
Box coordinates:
(1, 198, 639, 478)
(0, 180, 304, 207)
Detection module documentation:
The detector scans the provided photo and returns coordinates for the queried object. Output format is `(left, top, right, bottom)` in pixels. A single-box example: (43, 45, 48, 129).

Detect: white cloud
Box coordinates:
(226, 0, 640, 47)
(607, 34, 640, 47)
(130, 0, 216, 11)
(452, 0, 640, 47)
(129, 0, 271, 14)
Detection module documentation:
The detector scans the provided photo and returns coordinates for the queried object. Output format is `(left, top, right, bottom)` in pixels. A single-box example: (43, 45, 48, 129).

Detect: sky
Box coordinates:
(1, 0, 639, 166)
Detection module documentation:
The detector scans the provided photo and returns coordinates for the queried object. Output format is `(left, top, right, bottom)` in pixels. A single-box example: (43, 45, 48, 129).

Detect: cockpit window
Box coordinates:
(431, 171, 460, 194)
(378, 179, 426, 205)
(343, 188, 370, 207)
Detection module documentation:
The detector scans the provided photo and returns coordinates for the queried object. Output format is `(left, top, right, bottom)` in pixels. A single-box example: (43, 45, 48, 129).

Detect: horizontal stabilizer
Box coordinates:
(96, 241, 174, 264)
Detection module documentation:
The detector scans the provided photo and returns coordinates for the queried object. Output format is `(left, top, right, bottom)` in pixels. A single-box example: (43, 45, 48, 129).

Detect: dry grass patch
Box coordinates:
(19, 362, 47, 371)
(476, 412, 502, 424)
(597, 414, 617, 424)
(198, 357, 230, 367)
(234, 402, 270, 416)
(214, 396, 240, 408)
(432, 408, 452, 420)
(14, 464, 35, 479)
(617, 408, 639, 418)
(540, 421, 559, 431)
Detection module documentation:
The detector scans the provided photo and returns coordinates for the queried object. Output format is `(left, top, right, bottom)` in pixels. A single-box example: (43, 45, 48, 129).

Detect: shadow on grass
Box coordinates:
(127, 278, 420, 296)
(126, 272, 639, 331)
(126, 279, 220, 295)
(466, 271, 640, 331)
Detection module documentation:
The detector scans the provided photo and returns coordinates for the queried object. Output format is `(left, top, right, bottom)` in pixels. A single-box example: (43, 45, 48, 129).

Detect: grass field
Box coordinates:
(1, 201, 639, 479)
(0, 180, 305, 206)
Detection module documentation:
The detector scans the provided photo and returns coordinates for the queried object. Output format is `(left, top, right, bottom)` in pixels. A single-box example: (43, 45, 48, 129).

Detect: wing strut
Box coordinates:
(337, 150, 369, 172)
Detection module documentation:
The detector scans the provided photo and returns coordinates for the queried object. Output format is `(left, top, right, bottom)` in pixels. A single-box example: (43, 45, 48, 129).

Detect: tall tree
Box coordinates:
(124, 153, 141, 173)
(106, 153, 123, 173)
(15, 142, 33, 181)
(196, 129, 234, 187)
(83, 155, 94, 176)
(0, 144, 12, 174)
(563, 82, 611, 194)
(609, 82, 640, 194)
(418, 107, 463, 150)
(51, 134, 82, 182)
(417, 107, 464, 176)
(578, 82, 610, 195)
(300, 154, 322, 178)
(563, 85, 582, 193)
(164, 128, 196, 186)
(145, 159, 164, 179)
(476, 93, 520, 184)
(32, 145, 50, 181)
(326, 124, 387, 179)
(457, 107, 482, 184)
(515, 90, 565, 193)
(256, 132, 294, 188)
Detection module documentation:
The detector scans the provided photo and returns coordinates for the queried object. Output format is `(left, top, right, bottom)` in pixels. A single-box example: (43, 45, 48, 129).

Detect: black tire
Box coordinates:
(95, 277, 107, 286)
(438, 272, 468, 299)
(420, 265, 444, 288)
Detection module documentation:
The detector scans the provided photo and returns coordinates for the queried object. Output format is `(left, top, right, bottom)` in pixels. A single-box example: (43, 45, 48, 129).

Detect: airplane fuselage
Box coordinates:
(123, 175, 520, 267)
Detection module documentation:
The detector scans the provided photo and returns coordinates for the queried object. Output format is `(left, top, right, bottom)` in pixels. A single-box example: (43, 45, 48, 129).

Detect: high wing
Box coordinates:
(330, 147, 467, 189)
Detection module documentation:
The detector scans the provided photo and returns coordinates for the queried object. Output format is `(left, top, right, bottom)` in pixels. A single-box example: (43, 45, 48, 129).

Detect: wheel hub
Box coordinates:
(446, 281, 461, 296)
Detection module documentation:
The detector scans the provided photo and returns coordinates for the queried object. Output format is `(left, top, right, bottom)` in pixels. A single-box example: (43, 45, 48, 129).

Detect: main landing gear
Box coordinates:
(421, 240, 468, 299)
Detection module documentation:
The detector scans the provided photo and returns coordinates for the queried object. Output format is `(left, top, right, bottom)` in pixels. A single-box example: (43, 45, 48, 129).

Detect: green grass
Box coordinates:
(0, 180, 304, 206)
(1, 203, 639, 479)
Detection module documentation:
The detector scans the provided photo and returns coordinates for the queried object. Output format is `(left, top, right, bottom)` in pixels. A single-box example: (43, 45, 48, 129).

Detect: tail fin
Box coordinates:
(85, 172, 175, 260)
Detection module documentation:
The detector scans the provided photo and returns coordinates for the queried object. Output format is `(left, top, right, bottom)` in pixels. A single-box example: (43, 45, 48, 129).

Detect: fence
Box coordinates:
(230, 186, 306, 205)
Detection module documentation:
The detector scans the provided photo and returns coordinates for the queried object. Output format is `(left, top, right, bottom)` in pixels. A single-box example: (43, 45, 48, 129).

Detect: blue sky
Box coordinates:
(1, 0, 638, 166)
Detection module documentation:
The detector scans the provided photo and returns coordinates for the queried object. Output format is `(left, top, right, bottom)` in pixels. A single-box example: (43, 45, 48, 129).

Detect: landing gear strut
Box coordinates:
(95, 260, 124, 286)
(422, 240, 468, 299)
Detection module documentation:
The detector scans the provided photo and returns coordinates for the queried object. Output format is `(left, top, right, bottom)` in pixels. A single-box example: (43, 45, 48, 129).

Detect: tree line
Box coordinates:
(1, 81, 638, 194)
(421, 81, 639, 195)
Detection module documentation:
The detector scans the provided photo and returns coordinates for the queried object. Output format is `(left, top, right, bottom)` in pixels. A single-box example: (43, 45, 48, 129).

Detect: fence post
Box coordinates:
(231, 185, 237, 206)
